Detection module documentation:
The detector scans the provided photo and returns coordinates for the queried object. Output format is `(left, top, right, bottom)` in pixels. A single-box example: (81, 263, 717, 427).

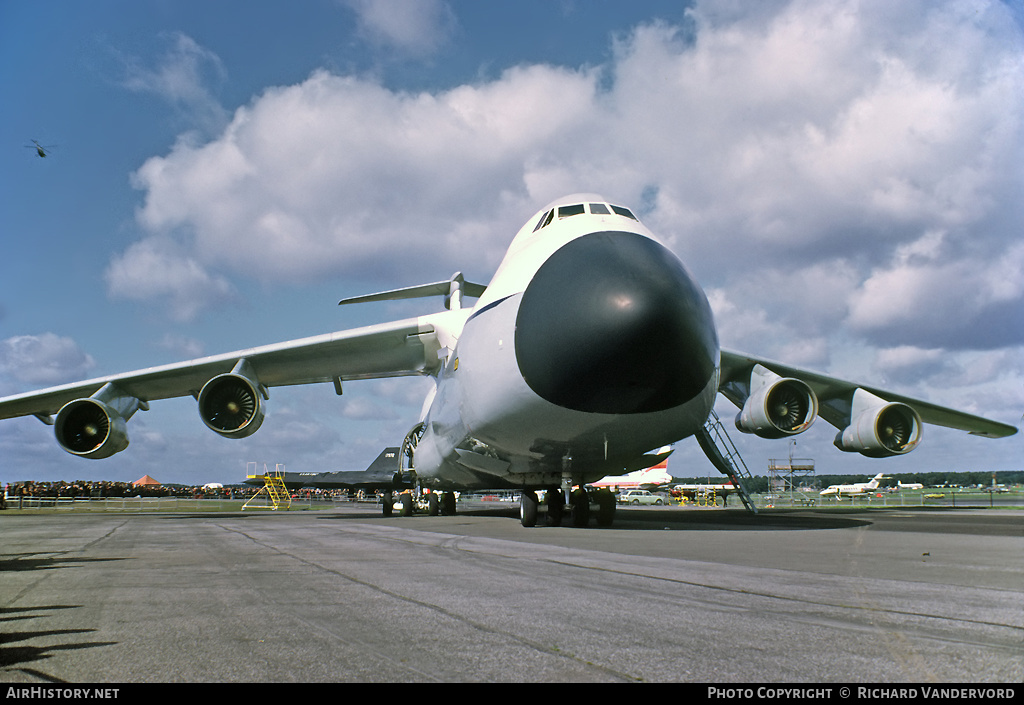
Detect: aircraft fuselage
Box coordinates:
(819, 473, 886, 497)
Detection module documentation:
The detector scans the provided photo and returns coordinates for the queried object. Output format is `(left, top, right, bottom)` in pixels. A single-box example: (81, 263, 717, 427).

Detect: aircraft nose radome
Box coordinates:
(515, 231, 718, 414)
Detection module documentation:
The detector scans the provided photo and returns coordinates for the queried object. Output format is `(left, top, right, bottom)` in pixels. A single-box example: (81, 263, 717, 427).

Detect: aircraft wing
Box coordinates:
(719, 349, 1018, 438)
(0, 316, 442, 422)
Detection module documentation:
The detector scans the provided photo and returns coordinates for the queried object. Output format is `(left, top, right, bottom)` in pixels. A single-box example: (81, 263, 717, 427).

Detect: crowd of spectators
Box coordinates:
(0, 481, 364, 509)
(3, 479, 255, 501)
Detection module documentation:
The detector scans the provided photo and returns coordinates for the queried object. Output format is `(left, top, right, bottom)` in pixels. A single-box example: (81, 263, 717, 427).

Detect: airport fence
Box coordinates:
(752, 491, 1020, 509)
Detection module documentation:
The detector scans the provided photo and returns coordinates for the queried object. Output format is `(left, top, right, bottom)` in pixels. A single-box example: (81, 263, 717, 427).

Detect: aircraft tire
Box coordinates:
(382, 491, 393, 517)
(547, 488, 564, 527)
(441, 492, 457, 516)
(570, 489, 590, 527)
(428, 493, 440, 516)
(400, 493, 414, 517)
(596, 489, 616, 527)
(520, 491, 538, 528)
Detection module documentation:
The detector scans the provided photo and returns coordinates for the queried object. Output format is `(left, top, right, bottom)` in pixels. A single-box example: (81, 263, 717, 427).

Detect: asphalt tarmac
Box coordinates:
(1, 504, 1021, 684)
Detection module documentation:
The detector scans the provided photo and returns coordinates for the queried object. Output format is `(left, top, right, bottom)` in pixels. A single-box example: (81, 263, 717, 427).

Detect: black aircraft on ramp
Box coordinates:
(244, 447, 408, 492)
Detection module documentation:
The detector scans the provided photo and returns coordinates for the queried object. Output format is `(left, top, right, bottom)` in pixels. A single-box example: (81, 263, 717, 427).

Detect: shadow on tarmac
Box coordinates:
(313, 504, 876, 531)
(1, 637, 118, 671)
(0, 555, 128, 573)
(611, 508, 873, 531)
(0, 607, 117, 673)
(88, 502, 1012, 534)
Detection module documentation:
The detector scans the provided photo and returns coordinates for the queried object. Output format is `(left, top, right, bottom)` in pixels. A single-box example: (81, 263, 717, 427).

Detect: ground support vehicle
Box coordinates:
(617, 489, 665, 506)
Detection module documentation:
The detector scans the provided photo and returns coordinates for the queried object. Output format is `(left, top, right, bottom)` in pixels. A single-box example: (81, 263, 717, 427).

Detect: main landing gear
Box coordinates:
(519, 486, 616, 528)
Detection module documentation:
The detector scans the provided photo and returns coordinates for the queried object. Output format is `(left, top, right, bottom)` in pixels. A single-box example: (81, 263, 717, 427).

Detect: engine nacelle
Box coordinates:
(54, 383, 146, 459)
(734, 365, 818, 438)
(198, 359, 266, 439)
(834, 389, 922, 457)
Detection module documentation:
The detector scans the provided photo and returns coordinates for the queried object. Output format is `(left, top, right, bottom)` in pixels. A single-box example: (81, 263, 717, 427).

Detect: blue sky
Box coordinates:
(2, 0, 1022, 486)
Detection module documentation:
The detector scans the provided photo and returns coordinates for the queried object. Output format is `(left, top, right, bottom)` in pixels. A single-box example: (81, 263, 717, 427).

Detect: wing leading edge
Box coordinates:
(0, 316, 442, 423)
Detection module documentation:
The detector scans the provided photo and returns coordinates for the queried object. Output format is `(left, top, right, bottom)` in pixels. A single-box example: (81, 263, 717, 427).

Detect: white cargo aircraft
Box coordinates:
(0, 194, 1017, 527)
(819, 472, 888, 498)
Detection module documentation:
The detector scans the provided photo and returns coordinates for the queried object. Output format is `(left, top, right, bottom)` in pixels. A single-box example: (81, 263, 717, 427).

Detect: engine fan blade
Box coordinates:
(206, 383, 256, 432)
(64, 404, 110, 452)
(768, 387, 806, 431)
(879, 412, 910, 451)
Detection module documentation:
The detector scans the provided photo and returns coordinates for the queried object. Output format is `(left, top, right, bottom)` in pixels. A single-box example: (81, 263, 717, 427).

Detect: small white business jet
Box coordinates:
(0, 194, 1016, 527)
(819, 472, 888, 498)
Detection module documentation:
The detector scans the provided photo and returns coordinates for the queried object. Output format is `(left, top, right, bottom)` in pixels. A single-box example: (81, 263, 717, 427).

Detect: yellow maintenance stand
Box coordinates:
(243, 463, 292, 511)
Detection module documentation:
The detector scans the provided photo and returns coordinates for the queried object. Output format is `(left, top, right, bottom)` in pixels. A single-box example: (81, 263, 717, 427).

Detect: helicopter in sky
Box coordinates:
(26, 139, 54, 158)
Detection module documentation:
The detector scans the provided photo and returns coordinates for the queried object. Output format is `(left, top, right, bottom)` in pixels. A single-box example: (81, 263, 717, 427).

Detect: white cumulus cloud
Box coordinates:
(113, 0, 1023, 383)
(0, 334, 96, 386)
(118, 31, 229, 134)
(343, 0, 457, 57)
(104, 237, 237, 322)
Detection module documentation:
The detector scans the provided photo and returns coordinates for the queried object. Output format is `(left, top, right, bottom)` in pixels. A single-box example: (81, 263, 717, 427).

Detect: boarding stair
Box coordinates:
(243, 463, 292, 511)
(696, 409, 758, 513)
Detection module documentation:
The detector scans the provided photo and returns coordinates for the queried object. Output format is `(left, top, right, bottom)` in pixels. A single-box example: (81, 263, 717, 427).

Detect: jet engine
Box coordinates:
(198, 359, 266, 439)
(834, 389, 922, 457)
(734, 365, 818, 438)
(54, 382, 146, 459)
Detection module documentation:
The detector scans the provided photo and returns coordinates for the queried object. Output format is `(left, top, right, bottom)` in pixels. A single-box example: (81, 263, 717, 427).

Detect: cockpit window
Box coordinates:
(533, 209, 555, 232)
(533, 202, 639, 234)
